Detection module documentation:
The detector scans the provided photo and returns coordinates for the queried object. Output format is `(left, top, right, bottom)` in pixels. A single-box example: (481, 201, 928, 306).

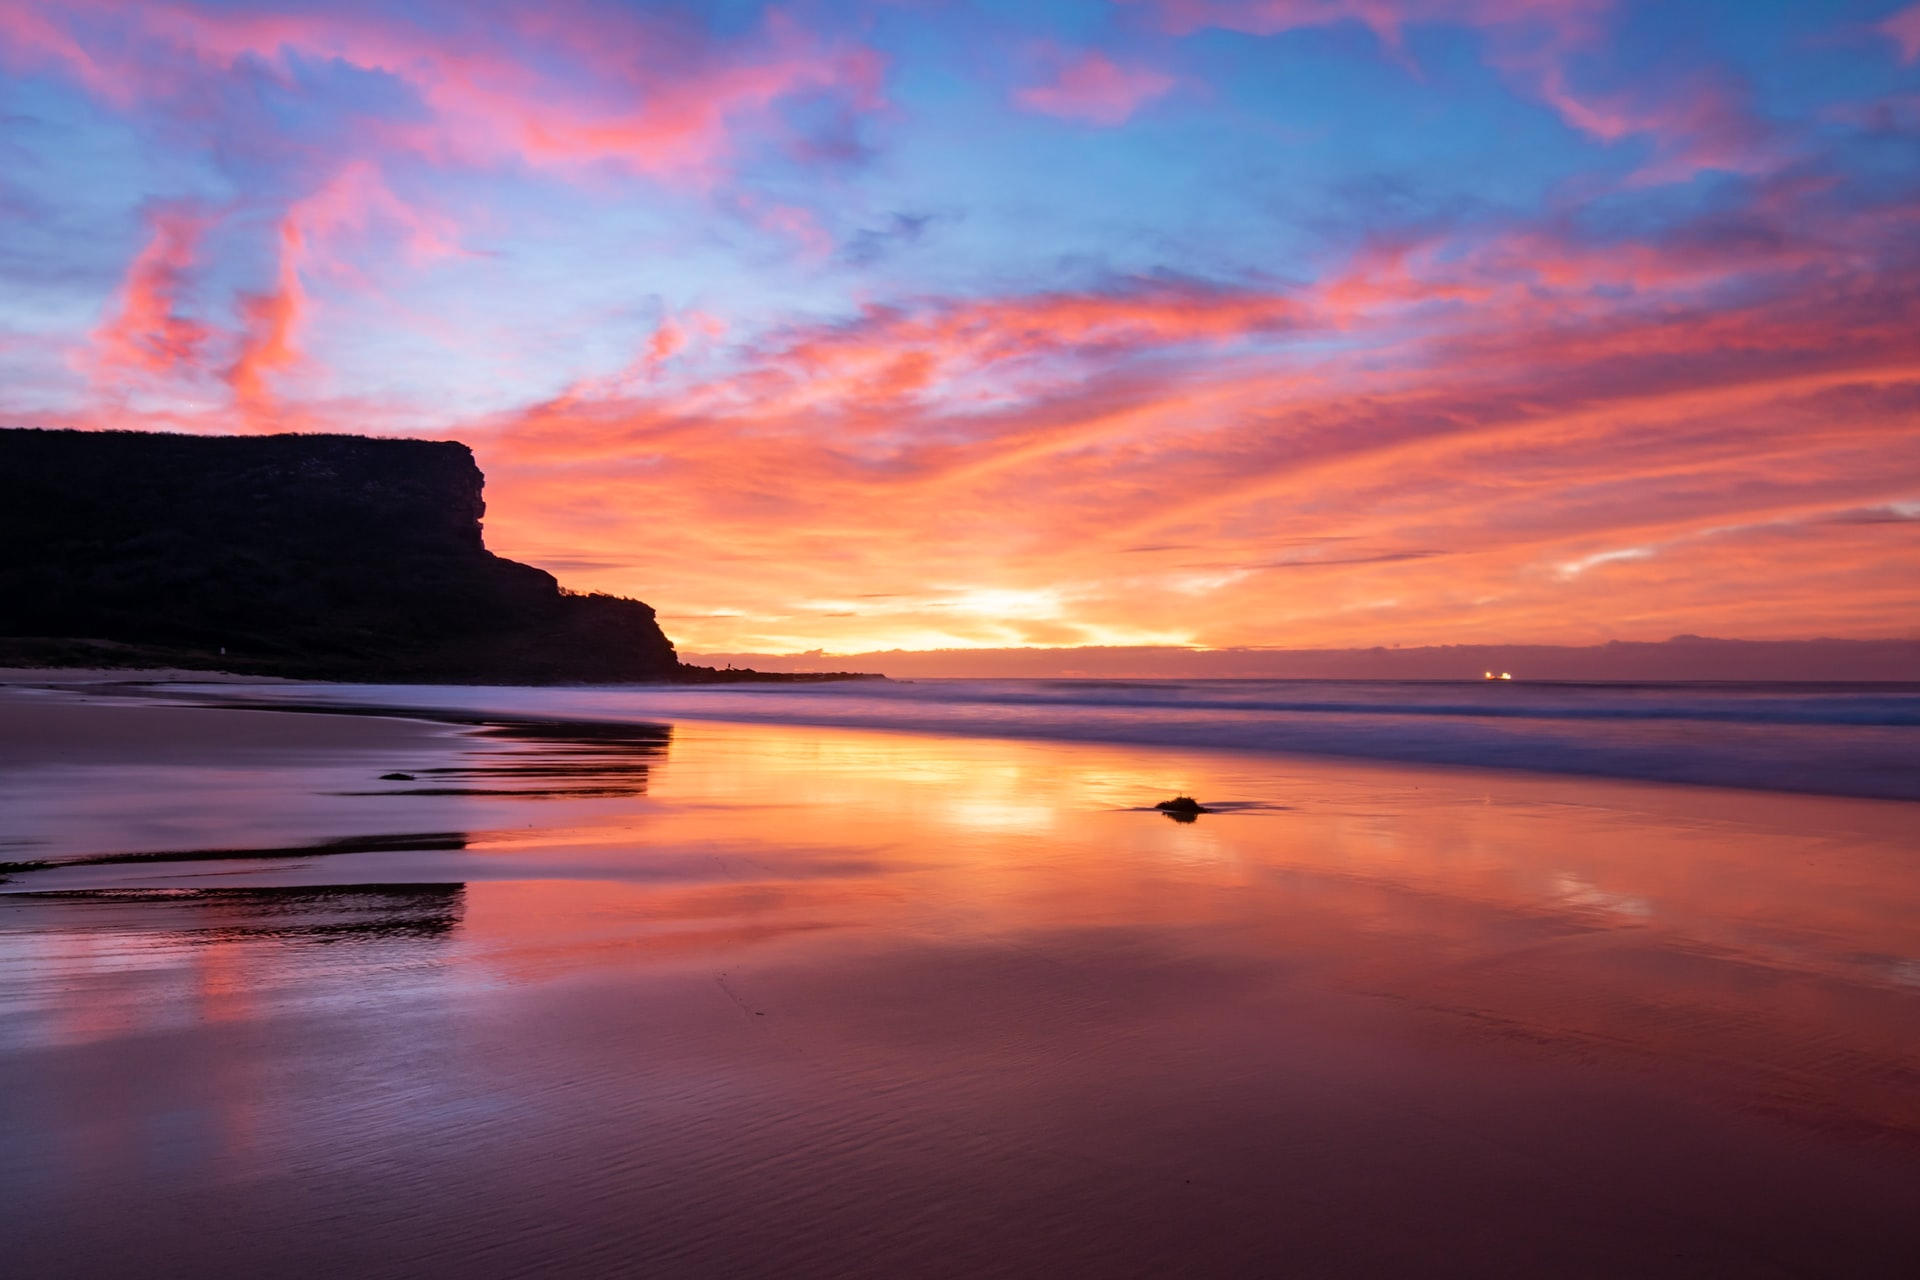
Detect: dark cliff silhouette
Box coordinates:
(0, 428, 702, 682)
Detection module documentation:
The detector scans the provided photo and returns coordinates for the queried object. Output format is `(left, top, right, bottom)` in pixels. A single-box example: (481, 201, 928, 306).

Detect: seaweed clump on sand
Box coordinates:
(1154, 796, 1211, 823)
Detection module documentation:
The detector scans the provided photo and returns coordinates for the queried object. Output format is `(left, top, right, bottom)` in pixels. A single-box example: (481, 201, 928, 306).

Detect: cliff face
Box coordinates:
(0, 428, 679, 681)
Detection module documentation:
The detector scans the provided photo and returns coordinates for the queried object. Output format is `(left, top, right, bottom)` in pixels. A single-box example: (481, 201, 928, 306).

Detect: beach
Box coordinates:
(3, 675, 1919, 1277)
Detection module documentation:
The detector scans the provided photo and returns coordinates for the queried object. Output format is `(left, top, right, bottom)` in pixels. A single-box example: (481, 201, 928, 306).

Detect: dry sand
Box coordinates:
(2, 681, 1918, 1278)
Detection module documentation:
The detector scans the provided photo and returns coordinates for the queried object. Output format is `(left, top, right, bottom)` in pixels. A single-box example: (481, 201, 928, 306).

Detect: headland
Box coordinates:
(0, 428, 876, 684)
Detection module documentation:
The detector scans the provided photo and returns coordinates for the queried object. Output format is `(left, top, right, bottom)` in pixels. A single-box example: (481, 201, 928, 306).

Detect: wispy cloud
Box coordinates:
(1015, 49, 1176, 126)
(1884, 3, 1920, 64)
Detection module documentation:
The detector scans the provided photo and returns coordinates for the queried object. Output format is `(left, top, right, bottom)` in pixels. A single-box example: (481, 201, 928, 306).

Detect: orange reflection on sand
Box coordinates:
(443, 722, 1920, 1139)
(6, 712, 1920, 1276)
(7, 715, 1918, 1156)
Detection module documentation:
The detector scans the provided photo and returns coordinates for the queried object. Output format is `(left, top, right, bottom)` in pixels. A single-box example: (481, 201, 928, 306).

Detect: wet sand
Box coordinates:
(3, 680, 1919, 1277)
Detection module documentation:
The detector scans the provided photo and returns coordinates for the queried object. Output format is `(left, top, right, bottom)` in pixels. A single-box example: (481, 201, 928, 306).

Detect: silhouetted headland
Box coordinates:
(0, 428, 878, 684)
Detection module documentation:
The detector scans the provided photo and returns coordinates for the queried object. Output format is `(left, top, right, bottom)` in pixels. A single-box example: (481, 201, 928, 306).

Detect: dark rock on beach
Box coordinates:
(673, 664, 887, 684)
(1154, 796, 1210, 822)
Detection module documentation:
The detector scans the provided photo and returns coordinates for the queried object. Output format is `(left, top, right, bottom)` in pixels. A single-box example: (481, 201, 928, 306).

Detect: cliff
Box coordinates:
(0, 428, 681, 682)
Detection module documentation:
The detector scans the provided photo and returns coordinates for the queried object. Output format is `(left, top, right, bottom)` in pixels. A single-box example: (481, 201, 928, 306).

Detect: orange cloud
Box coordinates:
(465, 200, 1920, 653)
(227, 218, 306, 427)
(52, 153, 1920, 656)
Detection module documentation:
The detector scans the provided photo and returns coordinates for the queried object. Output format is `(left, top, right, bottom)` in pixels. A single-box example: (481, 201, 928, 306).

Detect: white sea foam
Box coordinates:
(195, 677, 1920, 801)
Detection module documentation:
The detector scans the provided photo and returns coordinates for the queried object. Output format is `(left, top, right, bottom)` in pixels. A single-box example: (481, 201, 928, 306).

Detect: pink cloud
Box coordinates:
(1884, 3, 1920, 63)
(0, 0, 886, 186)
(79, 164, 449, 424)
(1492, 50, 1777, 183)
(292, 163, 464, 269)
(645, 319, 688, 372)
(1015, 50, 1176, 126)
(1137, 0, 1777, 183)
(741, 197, 836, 256)
(1142, 0, 1609, 45)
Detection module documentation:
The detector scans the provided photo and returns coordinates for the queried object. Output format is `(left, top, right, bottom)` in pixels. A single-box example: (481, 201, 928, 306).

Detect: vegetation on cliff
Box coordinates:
(0, 428, 686, 682)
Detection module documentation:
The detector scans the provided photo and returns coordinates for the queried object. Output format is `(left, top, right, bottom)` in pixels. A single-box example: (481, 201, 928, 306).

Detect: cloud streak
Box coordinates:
(472, 174, 1920, 650)
(1015, 50, 1176, 125)
(0, 0, 885, 183)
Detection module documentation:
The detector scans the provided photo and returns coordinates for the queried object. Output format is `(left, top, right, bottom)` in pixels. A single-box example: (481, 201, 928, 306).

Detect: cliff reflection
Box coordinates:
(0, 832, 468, 878)
(0, 884, 465, 1053)
(398, 718, 671, 797)
(43, 882, 470, 943)
(330, 712, 672, 798)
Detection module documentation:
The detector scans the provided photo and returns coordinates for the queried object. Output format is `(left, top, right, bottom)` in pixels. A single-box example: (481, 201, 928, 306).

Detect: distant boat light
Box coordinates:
(1485, 671, 1514, 681)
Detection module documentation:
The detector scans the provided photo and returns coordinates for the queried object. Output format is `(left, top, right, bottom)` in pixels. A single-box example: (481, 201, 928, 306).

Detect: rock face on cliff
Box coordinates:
(0, 428, 680, 681)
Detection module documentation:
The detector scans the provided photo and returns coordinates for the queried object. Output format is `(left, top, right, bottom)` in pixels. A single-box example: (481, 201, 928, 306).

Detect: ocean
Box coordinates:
(195, 676, 1920, 801)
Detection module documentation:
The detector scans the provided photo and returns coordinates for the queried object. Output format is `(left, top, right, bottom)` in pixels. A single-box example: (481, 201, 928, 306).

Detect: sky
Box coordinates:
(2, 0, 1918, 655)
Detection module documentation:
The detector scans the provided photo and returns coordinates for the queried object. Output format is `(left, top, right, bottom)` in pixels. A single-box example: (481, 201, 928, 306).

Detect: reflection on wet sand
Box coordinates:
(2, 689, 1918, 1277)
(0, 833, 468, 878)
(0, 885, 466, 1053)
(353, 718, 673, 797)
(17, 883, 468, 943)
(186, 697, 677, 798)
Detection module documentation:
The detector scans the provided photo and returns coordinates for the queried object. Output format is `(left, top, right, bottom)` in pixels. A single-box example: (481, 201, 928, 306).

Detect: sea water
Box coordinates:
(197, 677, 1920, 801)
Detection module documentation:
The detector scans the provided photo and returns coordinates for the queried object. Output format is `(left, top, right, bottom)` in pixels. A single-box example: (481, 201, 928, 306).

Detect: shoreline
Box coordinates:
(33, 672, 1911, 804)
